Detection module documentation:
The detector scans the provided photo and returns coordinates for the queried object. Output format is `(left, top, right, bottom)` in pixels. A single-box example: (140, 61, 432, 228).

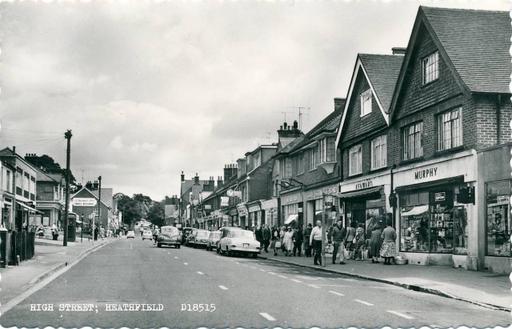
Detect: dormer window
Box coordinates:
(319, 137, 336, 164)
(360, 89, 372, 117)
(422, 51, 439, 85)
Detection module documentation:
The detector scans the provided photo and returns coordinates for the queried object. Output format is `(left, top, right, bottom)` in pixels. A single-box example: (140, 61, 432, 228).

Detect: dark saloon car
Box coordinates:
(157, 226, 181, 248)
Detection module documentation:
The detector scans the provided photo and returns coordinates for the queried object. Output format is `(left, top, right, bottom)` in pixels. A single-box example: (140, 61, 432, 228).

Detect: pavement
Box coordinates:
(0, 235, 113, 314)
(0, 237, 509, 328)
(258, 249, 512, 312)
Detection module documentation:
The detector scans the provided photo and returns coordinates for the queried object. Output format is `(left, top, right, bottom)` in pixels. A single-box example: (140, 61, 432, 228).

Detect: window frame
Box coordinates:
(371, 135, 387, 170)
(402, 121, 424, 161)
(360, 89, 372, 117)
(437, 107, 463, 151)
(422, 51, 439, 85)
(348, 144, 363, 176)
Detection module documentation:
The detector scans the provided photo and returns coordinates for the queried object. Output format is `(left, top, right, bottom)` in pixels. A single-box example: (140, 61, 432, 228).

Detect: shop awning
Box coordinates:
(401, 205, 429, 217)
(285, 214, 298, 225)
(17, 202, 43, 214)
(337, 186, 382, 200)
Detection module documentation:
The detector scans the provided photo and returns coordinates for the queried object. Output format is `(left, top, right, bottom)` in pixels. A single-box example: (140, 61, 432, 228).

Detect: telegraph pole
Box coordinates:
(96, 176, 102, 240)
(63, 130, 72, 247)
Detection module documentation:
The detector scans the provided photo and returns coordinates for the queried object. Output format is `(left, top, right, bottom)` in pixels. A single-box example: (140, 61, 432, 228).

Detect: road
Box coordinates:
(1, 237, 508, 328)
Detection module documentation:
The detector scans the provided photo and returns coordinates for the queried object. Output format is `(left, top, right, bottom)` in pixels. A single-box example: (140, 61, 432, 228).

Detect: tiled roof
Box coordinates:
(359, 54, 403, 113)
(422, 6, 511, 93)
(278, 135, 306, 155)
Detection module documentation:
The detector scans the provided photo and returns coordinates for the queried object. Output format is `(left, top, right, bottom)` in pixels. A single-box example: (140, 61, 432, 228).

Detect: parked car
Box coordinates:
(206, 231, 221, 251)
(218, 227, 260, 258)
(188, 229, 210, 248)
(142, 230, 153, 240)
(182, 227, 195, 245)
(157, 226, 181, 248)
(126, 230, 135, 239)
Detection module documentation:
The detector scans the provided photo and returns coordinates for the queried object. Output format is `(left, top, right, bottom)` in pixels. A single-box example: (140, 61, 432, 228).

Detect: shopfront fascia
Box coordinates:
(338, 171, 392, 231)
(247, 201, 262, 228)
(236, 203, 248, 228)
(280, 189, 302, 228)
(261, 198, 277, 227)
(303, 183, 339, 227)
(393, 150, 478, 269)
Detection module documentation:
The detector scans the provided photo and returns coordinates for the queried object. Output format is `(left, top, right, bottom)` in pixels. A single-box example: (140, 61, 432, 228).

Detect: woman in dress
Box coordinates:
(380, 217, 398, 265)
(283, 227, 294, 256)
(369, 220, 383, 263)
(353, 223, 366, 261)
(344, 221, 357, 260)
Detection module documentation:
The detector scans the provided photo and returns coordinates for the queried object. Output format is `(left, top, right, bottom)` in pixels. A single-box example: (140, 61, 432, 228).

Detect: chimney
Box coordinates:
(12, 146, 16, 154)
(181, 171, 185, 182)
(217, 176, 224, 189)
(277, 122, 302, 145)
(292, 120, 298, 130)
(194, 173, 199, 185)
(334, 98, 346, 112)
(392, 47, 406, 55)
(223, 164, 237, 182)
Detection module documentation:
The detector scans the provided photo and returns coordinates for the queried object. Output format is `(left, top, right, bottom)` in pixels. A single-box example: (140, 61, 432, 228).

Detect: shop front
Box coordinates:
(247, 201, 262, 228)
(478, 144, 512, 273)
(261, 198, 277, 227)
(280, 189, 302, 228)
(304, 183, 339, 227)
(338, 171, 391, 232)
(394, 151, 477, 269)
(236, 203, 248, 229)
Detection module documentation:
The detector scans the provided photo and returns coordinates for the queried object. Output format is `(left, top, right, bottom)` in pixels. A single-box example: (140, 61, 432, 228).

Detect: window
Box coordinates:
(310, 147, 318, 170)
(437, 108, 462, 151)
(360, 89, 372, 116)
(402, 122, 423, 160)
(297, 153, 304, 175)
(284, 158, 292, 178)
(422, 51, 439, 85)
(348, 144, 362, 176)
(371, 135, 387, 170)
(319, 137, 336, 164)
(486, 180, 511, 257)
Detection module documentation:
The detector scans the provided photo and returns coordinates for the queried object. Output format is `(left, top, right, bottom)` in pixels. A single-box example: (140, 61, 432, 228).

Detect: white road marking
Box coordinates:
(218, 285, 228, 290)
(268, 272, 276, 275)
(354, 299, 374, 306)
(259, 312, 276, 321)
(235, 262, 240, 264)
(308, 284, 320, 289)
(387, 310, 414, 319)
(174, 256, 179, 259)
(291, 279, 302, 283)
(197, 271, 204, 275)
(183, 262, 188, 266)
(329, 290, 345, 297)
(259, 269, 266, 272)
(278, 275, 288, 279)
(317, 284, 350, 288)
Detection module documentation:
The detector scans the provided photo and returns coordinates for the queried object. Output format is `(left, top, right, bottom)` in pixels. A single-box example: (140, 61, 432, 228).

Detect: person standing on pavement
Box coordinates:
(310, 220, 323, 266)
(262, 225, 271, 253)
(283, 227, 294, 256)
(303, 223, 313, 257)
(255, 225, 263, 247)
(344, 221, 356, 259)
(292, 226, 303, 257)
(353, 223, 366, 260)
(329, 219, 347, 264)
(380, 217, 397, 265)
(369, 219, 383, 263)
(271, 226, 280, 256)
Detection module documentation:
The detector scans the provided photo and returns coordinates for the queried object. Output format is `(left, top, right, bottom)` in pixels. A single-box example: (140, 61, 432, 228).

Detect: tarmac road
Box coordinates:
(1, 237, 508, 328)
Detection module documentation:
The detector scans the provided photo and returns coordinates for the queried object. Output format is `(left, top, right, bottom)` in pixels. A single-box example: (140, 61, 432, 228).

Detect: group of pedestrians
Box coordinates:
(260, 214, 398, 266)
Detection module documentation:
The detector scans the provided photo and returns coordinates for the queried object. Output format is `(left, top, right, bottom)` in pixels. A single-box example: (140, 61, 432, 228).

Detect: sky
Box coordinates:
(0, 0, 509, 200)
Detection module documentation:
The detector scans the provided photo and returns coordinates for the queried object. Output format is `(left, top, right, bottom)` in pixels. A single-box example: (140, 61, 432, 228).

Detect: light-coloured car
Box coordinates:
(126, 230, 135, 239)
(218, 227, 260, 258)
(142, 230, 153, 240)
(189, 229, 210, 248)
(206, 231, 221, 251)
(157, 226, 181, 248)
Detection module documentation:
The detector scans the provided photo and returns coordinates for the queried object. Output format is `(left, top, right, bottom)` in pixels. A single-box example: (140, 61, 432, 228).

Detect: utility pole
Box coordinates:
(63, 130, 72, 247)
(96, 176, 102, 241)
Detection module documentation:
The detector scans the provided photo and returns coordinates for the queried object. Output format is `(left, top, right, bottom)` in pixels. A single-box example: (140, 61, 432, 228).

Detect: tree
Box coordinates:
(147, 202, 165, 228)
(25, 154, 76, 184)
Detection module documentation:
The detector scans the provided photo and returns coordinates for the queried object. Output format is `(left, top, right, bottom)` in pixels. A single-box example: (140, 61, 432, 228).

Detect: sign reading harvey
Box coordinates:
(72, 198, 97, 207)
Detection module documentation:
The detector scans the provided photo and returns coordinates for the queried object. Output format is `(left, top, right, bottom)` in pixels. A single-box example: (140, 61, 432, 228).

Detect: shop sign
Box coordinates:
(72, 198, 97, 207)
(220, 197, 229, 207)
(237, 204, 248, 216)
(414, 167, 438, 180)
(355, 180, 373, 190)
(434, 192, 446, 202)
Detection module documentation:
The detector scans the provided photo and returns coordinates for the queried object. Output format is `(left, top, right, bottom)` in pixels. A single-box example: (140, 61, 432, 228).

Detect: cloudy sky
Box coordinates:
(0, 0, 508, 200)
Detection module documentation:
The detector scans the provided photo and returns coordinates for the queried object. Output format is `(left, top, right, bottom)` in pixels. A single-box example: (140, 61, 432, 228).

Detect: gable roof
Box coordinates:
(91, 188, 113, 208)
(291, 108, 343, 154)
(389, 6, 511, 119)
(335, 54, 403, 147)
(422, 6, 510, 94)
(71, 186, 111, 208)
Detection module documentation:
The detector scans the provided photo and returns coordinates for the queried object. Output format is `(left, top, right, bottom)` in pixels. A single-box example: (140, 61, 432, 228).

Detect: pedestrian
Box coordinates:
(310, 220, 323, 266)
(303, 223, 313, 257)
(353, 223, 366, 261)
(262, 225, 271, 253)
(283, 227, 294, 256)
(280, 226, 286, 252)
(344, 221, 357, 259)
(292, 226, 303, 256)
(380, 216, 398, 265)
(369, 219, 383, 263)
(255, 225, 263, 246)
(329, 219, 347, 265)
(271, 226, 281, 256)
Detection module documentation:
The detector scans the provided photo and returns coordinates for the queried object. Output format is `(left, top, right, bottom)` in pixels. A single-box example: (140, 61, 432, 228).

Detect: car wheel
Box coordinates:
(178, 245, 181, 249)
(252, 253, 257, 258)
(157, 243, 161, 248)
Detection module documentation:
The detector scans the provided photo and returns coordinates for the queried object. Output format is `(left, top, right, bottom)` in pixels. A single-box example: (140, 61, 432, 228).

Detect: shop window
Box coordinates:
(402, 122, 423, 160)
(437, 108, 462, 151)
(486, 180, 511, 257)
(348, 144, 362, 176)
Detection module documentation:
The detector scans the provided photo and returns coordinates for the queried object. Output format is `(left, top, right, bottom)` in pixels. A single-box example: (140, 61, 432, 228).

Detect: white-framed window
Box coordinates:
(402, 122, 423, 160)
(371, 135, 387, 170)
(284, 158, 292, 179)
(309, 146, 318, 170)
(318, 137, 336, 164)
(360, 89, 372, 116)
(297, 153, 304, 175)
(348, 144, 362, 176)
(422, 51, 439, 85)
(438, 107, 462, 151)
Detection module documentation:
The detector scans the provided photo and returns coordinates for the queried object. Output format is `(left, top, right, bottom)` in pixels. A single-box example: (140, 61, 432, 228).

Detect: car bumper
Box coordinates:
(230, 247, 260, 253)
(159, 240, 180, 245)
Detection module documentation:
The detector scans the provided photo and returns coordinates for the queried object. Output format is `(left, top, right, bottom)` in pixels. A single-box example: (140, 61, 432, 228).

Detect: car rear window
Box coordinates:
(161, 227, 179, 235)
(230, 230, 255, 239)
(196, 231, 209, 238)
